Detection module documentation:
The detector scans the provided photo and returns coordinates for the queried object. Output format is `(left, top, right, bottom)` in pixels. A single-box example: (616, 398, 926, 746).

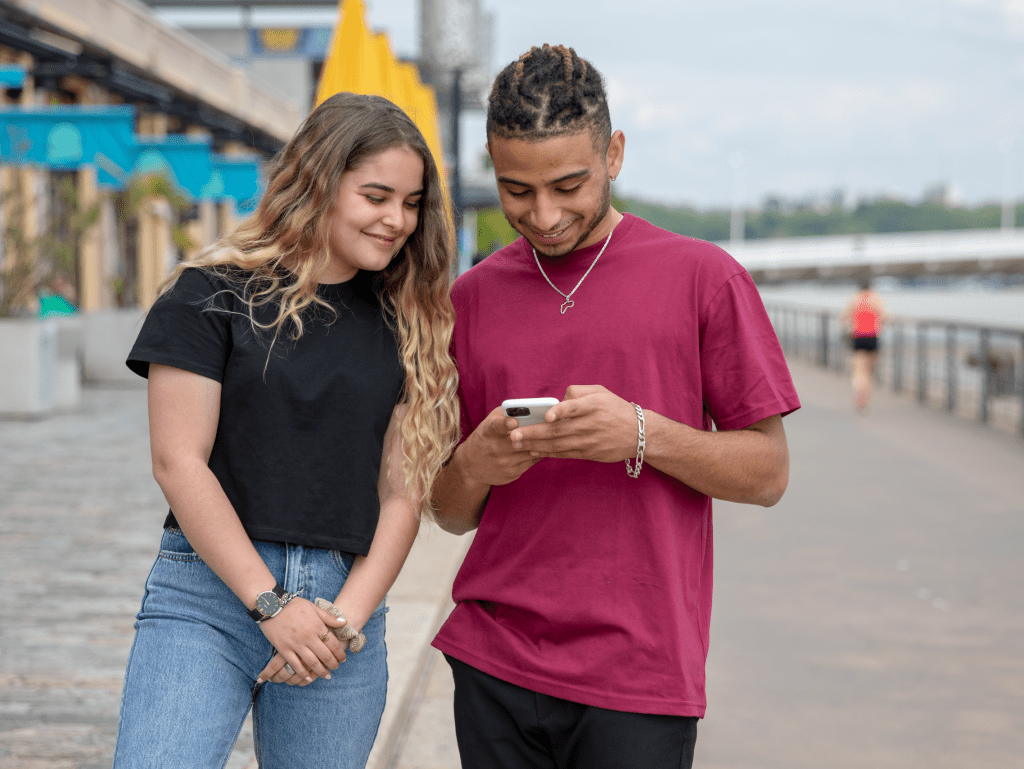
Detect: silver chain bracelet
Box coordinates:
(625, 402, 646, 478)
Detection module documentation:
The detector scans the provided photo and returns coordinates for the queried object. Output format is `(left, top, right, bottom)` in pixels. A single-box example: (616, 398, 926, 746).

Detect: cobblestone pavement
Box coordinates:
(0, 383, 469, 769)
(3, 359, 1023, 768)
(0, 385, 172, 769)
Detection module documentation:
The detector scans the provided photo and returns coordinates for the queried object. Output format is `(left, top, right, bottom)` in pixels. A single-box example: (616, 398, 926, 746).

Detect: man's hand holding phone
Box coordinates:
(508, 385, 640, 463)
(460, 405, 545, 487)
(434, 398, 562, 534)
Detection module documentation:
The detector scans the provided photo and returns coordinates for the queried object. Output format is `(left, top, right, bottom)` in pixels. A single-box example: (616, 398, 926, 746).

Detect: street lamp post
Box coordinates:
(729, 152, 745, 244)
(451, 66, 463, 233)
(999, 138, 1014, 232)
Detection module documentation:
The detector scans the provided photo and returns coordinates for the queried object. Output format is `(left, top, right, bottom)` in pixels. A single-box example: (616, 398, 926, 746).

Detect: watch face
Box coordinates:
(256, 591, 282, 617)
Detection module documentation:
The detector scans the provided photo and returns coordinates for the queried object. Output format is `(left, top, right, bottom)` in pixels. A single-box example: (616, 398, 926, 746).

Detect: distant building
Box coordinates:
(922, 181, 964, 209)
(0, 0, 298, 313)
(139, 1, 340, 115)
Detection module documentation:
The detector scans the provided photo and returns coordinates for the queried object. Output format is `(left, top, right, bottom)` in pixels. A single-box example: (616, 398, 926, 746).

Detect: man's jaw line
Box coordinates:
(536, 221, 572, 234)
(522, 218, 579, 252)
(525, 206, 617, 258)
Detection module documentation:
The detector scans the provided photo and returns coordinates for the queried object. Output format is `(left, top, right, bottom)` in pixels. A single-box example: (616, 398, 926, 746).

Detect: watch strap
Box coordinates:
(247, 582, 287, 622)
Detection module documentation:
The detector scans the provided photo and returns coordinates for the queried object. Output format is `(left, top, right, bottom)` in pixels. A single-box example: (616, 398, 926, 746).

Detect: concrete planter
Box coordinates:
(82, 308, 146, 383)
(54, 316, 83, 409)
(0, 318, 58, 417)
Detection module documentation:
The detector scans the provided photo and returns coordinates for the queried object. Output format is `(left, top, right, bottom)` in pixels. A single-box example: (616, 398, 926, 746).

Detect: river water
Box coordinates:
(757, 280, 1024, 332)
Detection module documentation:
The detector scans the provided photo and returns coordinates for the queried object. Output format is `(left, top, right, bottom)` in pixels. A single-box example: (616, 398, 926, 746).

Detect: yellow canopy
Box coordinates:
(316, 0, 445, 176)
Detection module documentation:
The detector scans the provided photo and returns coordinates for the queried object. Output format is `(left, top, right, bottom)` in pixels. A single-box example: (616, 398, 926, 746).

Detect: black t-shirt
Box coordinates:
(127, 267, 405, 554)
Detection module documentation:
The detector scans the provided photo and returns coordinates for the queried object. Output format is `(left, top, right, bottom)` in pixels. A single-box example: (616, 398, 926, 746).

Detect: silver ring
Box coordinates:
(284, 663, 295, 676)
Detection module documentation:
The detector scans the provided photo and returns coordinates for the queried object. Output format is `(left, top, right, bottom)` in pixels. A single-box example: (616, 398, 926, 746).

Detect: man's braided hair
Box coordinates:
(487, 44, 612, 152)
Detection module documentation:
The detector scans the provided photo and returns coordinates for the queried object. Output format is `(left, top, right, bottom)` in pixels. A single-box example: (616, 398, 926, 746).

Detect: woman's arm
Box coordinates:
(148, 364, 346, 685)
(333, 405, 421, 630)
(869, 291, 888, 327)
(258, 405, 422, 685)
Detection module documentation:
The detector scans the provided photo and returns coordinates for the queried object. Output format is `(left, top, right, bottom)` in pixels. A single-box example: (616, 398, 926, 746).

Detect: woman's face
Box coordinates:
(325, 144, 425, 283)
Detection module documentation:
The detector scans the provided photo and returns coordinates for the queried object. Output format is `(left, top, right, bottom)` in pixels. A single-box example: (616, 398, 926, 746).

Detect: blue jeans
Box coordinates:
(113, 528, 388, 768)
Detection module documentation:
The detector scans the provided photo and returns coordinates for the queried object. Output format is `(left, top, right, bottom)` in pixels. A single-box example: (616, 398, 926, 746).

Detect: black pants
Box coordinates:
(445, 655, 698, 769)
(852, 335, 879, 352)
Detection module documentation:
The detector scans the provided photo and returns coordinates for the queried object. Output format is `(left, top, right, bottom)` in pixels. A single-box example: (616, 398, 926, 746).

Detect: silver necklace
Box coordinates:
(532, 226, 615, 314)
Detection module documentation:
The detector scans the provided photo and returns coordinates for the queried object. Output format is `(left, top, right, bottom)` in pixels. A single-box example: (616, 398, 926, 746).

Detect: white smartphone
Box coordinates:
(501, 397, 559, 426)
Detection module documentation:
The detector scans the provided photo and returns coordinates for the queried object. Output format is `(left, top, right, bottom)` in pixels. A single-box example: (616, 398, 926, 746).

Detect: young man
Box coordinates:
(431, 44, 801, 768)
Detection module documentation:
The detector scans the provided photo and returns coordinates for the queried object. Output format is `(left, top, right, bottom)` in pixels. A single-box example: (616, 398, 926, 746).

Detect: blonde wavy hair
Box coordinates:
(161, 92, 459, 516)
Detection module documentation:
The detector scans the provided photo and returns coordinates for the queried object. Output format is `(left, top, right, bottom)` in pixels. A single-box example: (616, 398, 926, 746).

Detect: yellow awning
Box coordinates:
(316, 0, 445, 176)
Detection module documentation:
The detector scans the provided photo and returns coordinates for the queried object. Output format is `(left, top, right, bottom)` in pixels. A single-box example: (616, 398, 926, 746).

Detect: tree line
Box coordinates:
(612, 197, 1021, 242)
(475, 197, 1023, 257)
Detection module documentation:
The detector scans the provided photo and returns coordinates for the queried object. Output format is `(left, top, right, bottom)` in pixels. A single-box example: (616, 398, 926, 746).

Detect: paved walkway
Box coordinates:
(2, 359, 1022, 767)
(0, 382, 470, 769)
(696, 362, 1024, 768)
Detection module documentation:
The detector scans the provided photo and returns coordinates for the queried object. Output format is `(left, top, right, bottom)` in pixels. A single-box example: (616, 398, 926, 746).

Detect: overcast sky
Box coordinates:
(163, 0, 1024, 210)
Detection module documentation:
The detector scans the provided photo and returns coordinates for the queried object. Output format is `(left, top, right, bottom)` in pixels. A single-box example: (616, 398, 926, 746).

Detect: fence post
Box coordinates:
(796, 309, 802, 361)
(979, 329, 991, 424)
(893, 322, 903, 393)
(946, 325, 957, 413)
(917, 322, 928, 404)
(1019, 333, 1024, 439)
(820, 312, 829, 368)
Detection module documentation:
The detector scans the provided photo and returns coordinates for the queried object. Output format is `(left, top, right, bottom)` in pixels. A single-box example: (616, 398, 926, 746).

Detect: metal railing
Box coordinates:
(765, 303, 1024, 439)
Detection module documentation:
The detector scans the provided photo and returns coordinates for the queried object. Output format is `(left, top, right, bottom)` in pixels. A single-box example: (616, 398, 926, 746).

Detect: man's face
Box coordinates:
(487, 129, 624, 259)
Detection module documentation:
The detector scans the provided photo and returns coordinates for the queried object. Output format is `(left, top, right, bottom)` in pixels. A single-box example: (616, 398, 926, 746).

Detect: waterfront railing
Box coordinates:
(764, 303, 1024, 439)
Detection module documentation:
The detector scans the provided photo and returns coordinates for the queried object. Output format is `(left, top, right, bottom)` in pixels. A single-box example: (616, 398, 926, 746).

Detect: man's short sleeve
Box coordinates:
(126, 267, 234, 382)
(700, 271, 800, 430)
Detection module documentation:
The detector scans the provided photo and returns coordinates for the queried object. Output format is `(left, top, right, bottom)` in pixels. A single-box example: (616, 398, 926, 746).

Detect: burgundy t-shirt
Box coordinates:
(432, 214, 800, 717)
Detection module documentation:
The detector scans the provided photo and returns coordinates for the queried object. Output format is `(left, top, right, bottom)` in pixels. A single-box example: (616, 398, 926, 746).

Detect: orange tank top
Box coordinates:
(852, 296, 879, 337)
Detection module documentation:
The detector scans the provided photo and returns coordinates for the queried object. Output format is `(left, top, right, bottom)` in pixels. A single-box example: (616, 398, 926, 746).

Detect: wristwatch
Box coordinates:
(248, 583, 292, 623)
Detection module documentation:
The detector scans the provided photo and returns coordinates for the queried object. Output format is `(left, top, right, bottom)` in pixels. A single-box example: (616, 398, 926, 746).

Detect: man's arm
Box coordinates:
(512, 385, 790, 507)
(643, 410, 788, 506)
(431, 406, 541, 535)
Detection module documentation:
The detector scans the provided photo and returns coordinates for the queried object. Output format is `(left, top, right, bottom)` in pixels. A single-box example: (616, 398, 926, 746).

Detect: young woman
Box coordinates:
(113, 93, 459, 768)
(842, 279, 887, 411)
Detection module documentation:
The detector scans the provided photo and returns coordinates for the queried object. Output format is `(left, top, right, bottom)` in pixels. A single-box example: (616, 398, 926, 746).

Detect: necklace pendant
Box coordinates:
(532, 225, 616, 318)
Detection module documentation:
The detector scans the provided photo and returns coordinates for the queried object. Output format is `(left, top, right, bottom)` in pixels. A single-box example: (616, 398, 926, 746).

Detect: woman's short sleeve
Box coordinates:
(126, 268, 235, 382)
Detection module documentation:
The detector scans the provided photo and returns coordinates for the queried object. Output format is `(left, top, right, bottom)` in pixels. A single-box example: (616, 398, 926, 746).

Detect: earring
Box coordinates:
(610, 175, 617, 181)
